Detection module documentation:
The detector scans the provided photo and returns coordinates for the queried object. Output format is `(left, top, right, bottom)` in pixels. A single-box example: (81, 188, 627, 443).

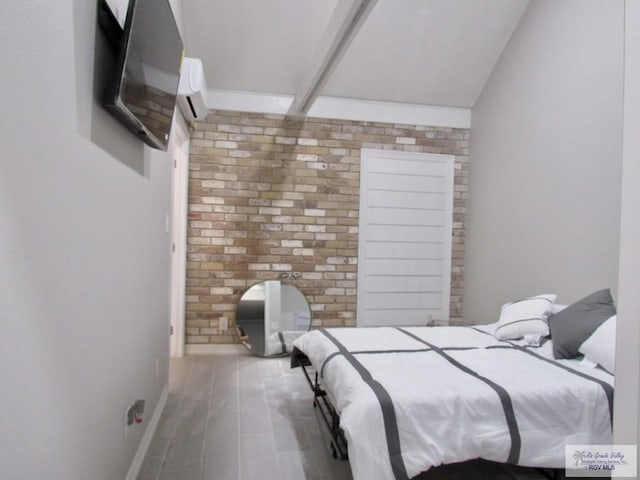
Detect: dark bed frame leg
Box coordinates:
(299, 362, 349, 461)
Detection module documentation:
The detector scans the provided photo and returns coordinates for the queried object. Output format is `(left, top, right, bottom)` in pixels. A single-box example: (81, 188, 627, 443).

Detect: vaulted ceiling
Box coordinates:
(181, 0, 529, 113)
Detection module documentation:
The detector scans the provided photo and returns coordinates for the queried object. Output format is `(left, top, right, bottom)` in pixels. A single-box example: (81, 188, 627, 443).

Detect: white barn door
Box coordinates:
(357, 149, 454, 327)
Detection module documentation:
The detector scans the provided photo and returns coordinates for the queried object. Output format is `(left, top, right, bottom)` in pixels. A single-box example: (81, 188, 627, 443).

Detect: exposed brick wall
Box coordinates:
(186, 110, 469, 344)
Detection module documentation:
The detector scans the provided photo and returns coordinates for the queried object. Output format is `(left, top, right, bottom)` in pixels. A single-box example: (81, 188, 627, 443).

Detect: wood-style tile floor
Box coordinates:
(137, 347, 567, 480)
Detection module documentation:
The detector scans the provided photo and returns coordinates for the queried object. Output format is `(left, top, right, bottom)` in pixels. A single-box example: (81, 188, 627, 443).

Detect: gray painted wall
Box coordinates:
(0, 1, 183, 478)
(464, 0, 624, 323)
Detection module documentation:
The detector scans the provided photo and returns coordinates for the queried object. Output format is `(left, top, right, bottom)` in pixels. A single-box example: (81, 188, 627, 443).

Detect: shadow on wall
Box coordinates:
(71, 0, 147, 175)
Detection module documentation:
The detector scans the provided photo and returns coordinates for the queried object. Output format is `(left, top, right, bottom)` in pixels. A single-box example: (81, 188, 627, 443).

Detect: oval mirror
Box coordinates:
(235, 281, 311, 356)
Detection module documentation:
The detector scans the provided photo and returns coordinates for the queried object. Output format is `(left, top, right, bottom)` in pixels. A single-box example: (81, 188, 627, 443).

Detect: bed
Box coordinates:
(291, 323, 614, 480)
(265, 330, 306, 356)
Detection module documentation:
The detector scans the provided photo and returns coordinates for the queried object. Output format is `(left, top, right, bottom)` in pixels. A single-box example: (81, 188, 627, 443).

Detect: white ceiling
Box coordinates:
(181, 0, 529, 111)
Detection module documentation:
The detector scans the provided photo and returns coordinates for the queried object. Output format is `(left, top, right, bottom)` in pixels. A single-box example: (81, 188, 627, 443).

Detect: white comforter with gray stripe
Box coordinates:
(293, 325, 613, 480)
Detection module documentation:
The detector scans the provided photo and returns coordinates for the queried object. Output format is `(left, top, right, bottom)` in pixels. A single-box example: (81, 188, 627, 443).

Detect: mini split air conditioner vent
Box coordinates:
(177, 57, 208, 122)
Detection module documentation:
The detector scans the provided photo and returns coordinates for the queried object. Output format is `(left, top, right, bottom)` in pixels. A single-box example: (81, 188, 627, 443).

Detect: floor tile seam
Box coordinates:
(235, 354, 243, 480)
(157, 356, 194, 478)
(285, 357, 346, 480)
(261, 356, 303, 479)
(199, 354, 218, 476)
(238, 354, 285, 479)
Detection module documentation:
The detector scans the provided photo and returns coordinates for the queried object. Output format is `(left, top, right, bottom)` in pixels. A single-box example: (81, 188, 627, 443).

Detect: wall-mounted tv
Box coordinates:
(98, 0, 184, 151)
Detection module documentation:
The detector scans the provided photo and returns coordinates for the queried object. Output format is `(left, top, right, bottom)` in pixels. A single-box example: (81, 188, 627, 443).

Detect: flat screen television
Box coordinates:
(98, 0, 184, 151)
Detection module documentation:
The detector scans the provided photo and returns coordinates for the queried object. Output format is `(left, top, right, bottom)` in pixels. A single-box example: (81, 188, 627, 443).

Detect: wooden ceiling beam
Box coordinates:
(287, 0, 377, 117)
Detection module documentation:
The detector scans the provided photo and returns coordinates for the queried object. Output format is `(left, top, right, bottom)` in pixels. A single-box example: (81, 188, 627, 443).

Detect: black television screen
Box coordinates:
(100, 0, 184, 151)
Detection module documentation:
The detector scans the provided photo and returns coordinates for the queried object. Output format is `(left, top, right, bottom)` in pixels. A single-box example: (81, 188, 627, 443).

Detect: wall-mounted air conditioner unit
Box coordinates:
(177, 57, 209, 122)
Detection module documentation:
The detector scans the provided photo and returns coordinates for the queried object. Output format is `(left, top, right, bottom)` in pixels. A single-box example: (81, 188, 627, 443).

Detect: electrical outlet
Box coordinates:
(125, 399, 146, 439)
(219, 317, 228, 332)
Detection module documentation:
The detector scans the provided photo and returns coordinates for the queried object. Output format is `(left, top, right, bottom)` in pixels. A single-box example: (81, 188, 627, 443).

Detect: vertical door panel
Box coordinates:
(357, 149, 454, 327)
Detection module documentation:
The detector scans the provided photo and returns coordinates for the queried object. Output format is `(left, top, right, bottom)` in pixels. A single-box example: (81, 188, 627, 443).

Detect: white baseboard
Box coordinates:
(185, 343, 247, 355)
(125, 384, 169, 480)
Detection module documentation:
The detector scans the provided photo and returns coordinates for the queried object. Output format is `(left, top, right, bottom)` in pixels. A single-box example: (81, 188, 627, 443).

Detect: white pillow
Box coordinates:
(550, 303, 568, 315)
(494, 294, 557, 341)
(579, 315, 616, 374)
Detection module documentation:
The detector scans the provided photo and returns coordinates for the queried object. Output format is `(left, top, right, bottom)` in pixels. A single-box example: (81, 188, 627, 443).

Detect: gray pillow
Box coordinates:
(548, 289, 616, 359)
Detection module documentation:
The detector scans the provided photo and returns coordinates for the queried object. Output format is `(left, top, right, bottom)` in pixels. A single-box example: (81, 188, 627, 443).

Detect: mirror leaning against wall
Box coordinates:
(235, 280, 311, 357)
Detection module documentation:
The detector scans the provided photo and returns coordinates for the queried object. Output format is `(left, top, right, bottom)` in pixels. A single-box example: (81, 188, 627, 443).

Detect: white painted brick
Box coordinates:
(188, 237, 211, 245)
(202, 180, 225, 188)
(295, 185, 317, 192)
(201, 230, 224, 237)
(191, 221, 213, 228)
(272, 200, 295, 208)
(272, 216, 293, 223)
(241, 126, 264, 134)
(298, 138, 318, 146)
(275, 136, 296, 145)
(296, 154, 318, 162)
(210, 287, 234, 295)
(325, 288, 345, 295)
(312, 265, 335, 273)
(323, 272, 345, 280)
(329, 148, 349, 155)
(211, 303, 236, 311)
(192, 139, 214, 147)
(224, 279, 248, 287)
(248, 264, 270, 270)
(210, 238, 234, 245)
(217, 124, 241, 133)
(229, 134, 248, 141)
(327, 257, 347, 264)
(304, 209, 326, 217)
(261, 224, 283, 231)
(215, 141, 238, 149)
(308, 162, 328, 170)
(259, 207, 281, 215)
(201, 197, 224, 204)
(316, 233, 337, 240)
(292, 248, 314, 256)
(283, 192, 305, 200)
(230, 150, 252, 158)
(224, 247, 247, 254)
(189, 204, 212, 212)
(281, 240, 303, 247)
(213, 205, 236, 213)
(302, 272, 323, 280)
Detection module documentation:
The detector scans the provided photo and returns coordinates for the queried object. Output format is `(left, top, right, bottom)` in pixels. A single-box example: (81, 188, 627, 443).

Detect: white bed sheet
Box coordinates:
(265, 330, 305, 355)
(293, 325, 613, 480)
